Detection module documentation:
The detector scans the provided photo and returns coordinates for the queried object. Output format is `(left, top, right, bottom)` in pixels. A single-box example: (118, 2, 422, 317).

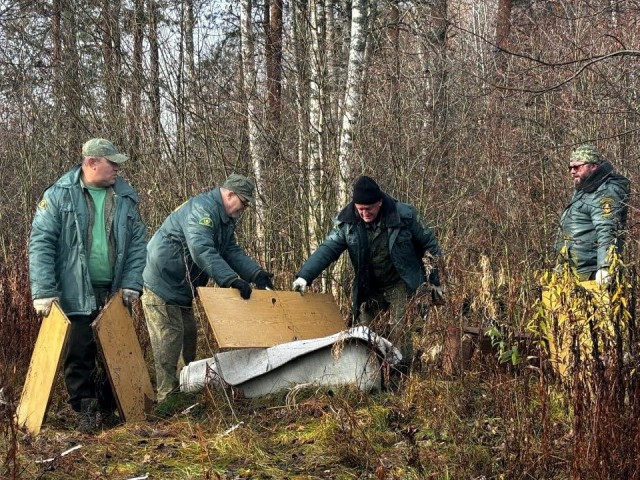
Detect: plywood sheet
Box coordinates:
(93, 291, 155, 421)
(197, 288, 346, 348)
(17, 302, 70, 435)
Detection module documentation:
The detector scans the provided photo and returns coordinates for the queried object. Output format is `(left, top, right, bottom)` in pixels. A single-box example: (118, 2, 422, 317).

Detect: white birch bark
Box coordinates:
(325, 0, 340, 127)
(240, 0, 265, 249)
(292, 1, 311, 258)
(293, 1, 309, 176)
(308, 0, 327, 253)
(337, 0, 368, 204)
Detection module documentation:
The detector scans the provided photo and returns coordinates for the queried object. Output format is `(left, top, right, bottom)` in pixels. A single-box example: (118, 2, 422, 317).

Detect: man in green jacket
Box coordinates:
(29, 138, 147, 432)
(142, 174, 274, 403)
(293, 176, 443, 371)
(556, 144, 630, 282)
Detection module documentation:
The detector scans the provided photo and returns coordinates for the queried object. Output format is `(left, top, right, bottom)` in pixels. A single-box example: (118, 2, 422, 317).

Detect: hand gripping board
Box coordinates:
(92, 291, 155, 421)
(17, 302, 70, 435)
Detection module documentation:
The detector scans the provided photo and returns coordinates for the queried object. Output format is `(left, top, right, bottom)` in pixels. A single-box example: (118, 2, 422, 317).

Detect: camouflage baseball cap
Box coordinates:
(570, 144, 603, 165)
(222, 174, 255, 205)
(82, 138, 128, 164)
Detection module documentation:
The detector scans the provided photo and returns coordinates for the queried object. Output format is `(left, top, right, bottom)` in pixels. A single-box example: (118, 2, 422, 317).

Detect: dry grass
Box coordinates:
(2, 246, 639, 479)
(1, 363, 574, 479)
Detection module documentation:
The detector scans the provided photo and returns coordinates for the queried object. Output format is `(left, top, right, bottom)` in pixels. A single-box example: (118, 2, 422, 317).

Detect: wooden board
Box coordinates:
(93, 291, 155, 421)
(17, 302, 70, 435)
(198, 288, 346, 348)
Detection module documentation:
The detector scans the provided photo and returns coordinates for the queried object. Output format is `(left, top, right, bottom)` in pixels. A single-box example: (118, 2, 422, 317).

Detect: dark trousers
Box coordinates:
(63, 287, 116, 412)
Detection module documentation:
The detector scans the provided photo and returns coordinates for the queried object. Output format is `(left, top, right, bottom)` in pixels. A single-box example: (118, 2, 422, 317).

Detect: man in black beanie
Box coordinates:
(293, 175, 443, 376)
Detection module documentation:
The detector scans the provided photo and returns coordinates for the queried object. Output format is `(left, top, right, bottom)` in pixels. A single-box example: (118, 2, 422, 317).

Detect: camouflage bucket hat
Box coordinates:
(570, 144, 603, 165)
(223, 174, 255, 205)
(82, 138, 128, 164)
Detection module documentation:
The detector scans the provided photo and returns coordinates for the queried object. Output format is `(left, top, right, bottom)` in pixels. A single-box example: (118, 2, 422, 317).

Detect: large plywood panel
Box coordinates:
(93, 291, 155, 422)
(17, 302, 70, 435)
(198, 288, 346, 348)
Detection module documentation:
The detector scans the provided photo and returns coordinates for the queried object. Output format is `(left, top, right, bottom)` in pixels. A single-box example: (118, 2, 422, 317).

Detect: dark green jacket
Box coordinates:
(143, 188, 261, 306)
(556, 161, 630, 276)
(29, 165, 147, 315)
(297, 193, 442, 317)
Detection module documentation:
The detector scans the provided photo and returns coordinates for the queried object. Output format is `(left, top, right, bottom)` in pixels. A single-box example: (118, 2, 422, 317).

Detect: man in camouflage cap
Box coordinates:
(556, 143, 630, 283)
(82, 138, 129, 164)
(29, 138, 146, 432)
(570, 143, 603, 165)
(142, 173, 274, 404)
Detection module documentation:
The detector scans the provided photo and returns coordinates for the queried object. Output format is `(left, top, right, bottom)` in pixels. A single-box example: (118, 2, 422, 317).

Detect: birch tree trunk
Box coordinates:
(325, 0, 340, 129)
(308, 0, 327, 252)
(265, 0, 283, 165)
(292, 1, 312, 255)
(240, 0, 266, 253)
(175, 0, 195, 190)
(337, 0, 368, 203)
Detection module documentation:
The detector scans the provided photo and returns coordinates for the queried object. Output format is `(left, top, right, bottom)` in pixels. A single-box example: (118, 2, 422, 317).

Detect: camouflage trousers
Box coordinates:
(358, 281, 416, 364)
(142, 287, 197, 402)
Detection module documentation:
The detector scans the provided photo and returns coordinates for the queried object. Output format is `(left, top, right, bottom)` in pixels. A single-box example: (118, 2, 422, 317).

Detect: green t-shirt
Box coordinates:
(86, 186, 112, 286)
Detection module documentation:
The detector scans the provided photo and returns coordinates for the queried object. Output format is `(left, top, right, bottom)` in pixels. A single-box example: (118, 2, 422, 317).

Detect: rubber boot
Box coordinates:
(78, 398, 99, 434)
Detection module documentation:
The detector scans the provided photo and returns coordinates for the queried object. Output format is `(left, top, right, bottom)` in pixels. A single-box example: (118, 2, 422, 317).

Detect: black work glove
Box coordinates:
(254, 270, 275, 290)
(230, 278, 252, 299)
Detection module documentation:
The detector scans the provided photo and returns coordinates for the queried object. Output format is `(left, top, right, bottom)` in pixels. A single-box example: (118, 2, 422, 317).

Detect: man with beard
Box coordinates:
(556, 143, 630, 283)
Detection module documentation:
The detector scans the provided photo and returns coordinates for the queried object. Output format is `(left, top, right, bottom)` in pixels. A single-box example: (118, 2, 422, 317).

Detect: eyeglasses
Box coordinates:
(568, 163, 586, 171)
(236, 193, 249, 208)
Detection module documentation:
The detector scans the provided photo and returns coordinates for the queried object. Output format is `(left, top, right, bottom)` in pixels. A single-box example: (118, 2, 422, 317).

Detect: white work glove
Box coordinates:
(430, 285, 446, 306)
(595, 268, 611, 285)
(292, 277, 308, 295)
(122, 289, 140, 308)
(33, 297, 58, 317)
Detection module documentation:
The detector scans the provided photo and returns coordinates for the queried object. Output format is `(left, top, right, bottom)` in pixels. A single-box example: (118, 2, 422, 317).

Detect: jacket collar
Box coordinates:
(213, 187, 235, 225)
(56, 164, 137, 198)
(577, 161, 613, 193)
(336, 192, 401, 227)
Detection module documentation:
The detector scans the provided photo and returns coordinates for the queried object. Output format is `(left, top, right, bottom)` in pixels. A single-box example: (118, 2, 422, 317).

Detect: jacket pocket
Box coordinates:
(59, 202, 79, 248)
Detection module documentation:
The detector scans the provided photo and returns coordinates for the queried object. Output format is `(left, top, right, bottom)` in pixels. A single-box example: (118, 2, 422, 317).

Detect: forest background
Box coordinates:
(1, 0, 640, 478)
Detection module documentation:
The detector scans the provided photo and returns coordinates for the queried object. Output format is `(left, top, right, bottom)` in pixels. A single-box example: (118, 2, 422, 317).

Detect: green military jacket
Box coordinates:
(143, 188, 261, 306)
(556, 161, 630, 277)
(297, 193, 442, 318)
(29, 165, 147, 315)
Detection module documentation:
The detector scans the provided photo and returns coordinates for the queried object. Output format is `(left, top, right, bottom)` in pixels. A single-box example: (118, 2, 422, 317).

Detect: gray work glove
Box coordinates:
(230, 278, 252, 299)
(33, 297, 58, 317)
(292, 277, 308, 295)
(122, 289, 140, 309)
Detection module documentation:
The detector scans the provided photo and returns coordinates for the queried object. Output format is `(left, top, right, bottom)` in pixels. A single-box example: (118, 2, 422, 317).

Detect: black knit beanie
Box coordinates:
(352, 176, 382, 204)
